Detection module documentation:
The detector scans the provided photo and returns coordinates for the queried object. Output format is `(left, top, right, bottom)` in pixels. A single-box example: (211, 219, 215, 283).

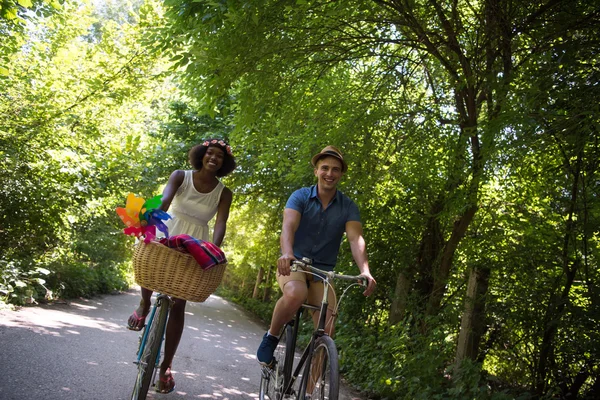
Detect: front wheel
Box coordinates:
(259, 324, 294, 400)
(298, 336, 339, 400)
(131, 300, 169, 400)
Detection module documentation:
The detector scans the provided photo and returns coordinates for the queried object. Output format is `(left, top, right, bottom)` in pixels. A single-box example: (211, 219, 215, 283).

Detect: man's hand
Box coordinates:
(277, 253, 296, 276)
(358, 272, 377, 296)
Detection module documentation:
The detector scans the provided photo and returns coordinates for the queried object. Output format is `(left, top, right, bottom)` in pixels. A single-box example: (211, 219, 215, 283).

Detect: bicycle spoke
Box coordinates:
(259, 324, 296, 400)
(131, 299, 169, 400)
(302, 337, 339, 400)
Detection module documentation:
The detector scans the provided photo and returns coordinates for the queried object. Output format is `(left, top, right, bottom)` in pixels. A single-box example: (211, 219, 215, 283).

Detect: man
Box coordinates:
(256, 145, 376, 367)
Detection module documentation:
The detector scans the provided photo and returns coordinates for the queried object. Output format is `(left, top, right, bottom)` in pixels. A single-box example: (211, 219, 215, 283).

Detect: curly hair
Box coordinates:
(188, 139, 236, 177)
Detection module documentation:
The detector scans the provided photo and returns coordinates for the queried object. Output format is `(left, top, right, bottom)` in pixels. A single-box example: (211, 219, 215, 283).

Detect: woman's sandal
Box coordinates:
(156, 374, 175, 394)
(126, 310, 146, 331)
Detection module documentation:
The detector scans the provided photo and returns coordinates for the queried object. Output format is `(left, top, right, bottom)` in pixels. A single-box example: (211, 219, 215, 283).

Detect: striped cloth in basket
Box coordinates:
(158, 234, 226, 270)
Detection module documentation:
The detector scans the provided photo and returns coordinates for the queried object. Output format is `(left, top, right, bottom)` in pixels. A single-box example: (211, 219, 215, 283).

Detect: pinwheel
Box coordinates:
(116, 193, 171, 242)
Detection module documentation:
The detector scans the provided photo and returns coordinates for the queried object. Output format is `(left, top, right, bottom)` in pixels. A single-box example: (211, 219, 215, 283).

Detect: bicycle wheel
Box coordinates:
(259, 324, 294, 400)
(131, 299, 169, 400)
(298, 336, 339, 400)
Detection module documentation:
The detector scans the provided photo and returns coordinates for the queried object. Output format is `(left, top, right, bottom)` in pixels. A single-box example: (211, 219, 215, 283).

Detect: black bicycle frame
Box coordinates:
(282, 299, 329, 397)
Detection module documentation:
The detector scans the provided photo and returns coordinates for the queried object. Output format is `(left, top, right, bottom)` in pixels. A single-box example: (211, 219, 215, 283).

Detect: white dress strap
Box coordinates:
(212, 182, 225, 207)
(175, 170, 191, 196)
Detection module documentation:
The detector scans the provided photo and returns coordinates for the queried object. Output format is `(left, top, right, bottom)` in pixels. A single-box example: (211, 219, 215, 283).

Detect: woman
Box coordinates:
(127, 138, 236, 393)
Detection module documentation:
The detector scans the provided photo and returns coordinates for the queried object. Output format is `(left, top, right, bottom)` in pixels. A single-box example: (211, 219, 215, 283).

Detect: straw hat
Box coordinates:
(311, 145, 347, 172)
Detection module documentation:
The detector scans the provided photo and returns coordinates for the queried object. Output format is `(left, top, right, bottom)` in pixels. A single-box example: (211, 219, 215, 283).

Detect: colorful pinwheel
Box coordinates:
(116, 193, 171, 242)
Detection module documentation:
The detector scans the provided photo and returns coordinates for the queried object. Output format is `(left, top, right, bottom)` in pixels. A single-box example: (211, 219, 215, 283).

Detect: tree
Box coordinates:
(146, 0, 600, 397)
(0, 0, 175, 303)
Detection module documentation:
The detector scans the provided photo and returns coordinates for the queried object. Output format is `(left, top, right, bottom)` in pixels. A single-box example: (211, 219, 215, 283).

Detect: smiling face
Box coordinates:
(203, 145, 225, 172)
(314, 156, 343, 191)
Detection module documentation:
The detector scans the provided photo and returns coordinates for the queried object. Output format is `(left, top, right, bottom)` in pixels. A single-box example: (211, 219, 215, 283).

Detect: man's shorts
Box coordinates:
(277, 270, 337, 313)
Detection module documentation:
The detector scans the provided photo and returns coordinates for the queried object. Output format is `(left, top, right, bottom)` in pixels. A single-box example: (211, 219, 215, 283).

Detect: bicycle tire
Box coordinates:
(131, 300, 169, 400)
(281, 324, 295, 389)
(298, 335, 339, 400)
(259, 324, 294, 400)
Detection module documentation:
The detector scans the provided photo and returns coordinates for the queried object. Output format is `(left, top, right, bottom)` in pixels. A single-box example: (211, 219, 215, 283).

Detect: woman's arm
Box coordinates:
(212, 187, 233, 247)
(159, 170, 185, 212)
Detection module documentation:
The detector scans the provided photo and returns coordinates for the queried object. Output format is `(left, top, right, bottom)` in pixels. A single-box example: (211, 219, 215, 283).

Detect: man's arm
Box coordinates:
(277, 208, 301, 276)
(346, 220, 376, 296)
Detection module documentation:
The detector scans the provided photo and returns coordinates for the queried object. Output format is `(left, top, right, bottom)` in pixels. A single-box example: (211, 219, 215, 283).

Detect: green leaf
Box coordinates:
(0, 66, 9, 76)
(5, 8, 18, 20)
(18, 0, 33, 8)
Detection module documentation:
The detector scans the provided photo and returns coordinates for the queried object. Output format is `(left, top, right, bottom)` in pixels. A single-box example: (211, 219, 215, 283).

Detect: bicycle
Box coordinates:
(128, 240, 228, 399)
(130, 293, 173, 400)
(259, 258, 367, 400)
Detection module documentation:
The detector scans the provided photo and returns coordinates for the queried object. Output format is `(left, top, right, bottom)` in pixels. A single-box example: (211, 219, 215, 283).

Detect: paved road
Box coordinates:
(0, 290, 365, 400)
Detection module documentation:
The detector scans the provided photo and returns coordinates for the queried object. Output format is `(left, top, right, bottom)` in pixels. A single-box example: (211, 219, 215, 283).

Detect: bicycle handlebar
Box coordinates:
(291, 260, 367, 287)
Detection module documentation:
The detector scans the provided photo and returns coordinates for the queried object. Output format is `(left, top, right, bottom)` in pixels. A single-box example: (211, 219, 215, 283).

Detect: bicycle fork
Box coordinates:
(134, 295, 170, 385)
(282, 307, 322, 399)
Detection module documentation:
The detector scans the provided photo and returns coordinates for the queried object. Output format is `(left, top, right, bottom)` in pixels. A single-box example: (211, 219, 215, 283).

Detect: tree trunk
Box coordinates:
(426, 203, 478, 316)
(389, 270, 411, 325)
(262, 265, 273, 302)
(253, 266, 265, 299)
(413, 201, 444, 310)
(535, 151, 583, 395)
(455, 266, 490, 365)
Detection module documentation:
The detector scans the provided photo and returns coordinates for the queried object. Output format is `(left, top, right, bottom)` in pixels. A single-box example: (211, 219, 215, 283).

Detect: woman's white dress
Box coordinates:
(164, 170, 224, 241)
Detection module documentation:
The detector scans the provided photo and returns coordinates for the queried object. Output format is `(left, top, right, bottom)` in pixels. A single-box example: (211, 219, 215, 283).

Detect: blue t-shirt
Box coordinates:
(286, 185, 361, 271)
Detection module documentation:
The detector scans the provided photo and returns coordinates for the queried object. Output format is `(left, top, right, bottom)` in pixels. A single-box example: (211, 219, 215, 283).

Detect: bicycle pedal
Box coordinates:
(261, 365, 274, 374)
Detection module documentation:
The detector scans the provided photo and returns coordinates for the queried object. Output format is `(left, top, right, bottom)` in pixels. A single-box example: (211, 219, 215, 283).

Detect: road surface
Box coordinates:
(0, 289, 365, 400)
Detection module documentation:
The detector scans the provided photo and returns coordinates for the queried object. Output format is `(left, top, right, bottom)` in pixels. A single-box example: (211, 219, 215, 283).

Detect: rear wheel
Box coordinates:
(298, 336, 339, 400)
(131, 299, 169, 400)
(259, 324, 294, 400)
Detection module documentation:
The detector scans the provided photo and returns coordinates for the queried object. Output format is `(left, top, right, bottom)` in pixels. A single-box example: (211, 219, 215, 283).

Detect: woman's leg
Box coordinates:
(157, 297, 186, 392)
(127, 287, 152, 330)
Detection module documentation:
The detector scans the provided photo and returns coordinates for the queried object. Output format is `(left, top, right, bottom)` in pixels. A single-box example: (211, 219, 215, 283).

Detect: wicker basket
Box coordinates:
(132, 241, 226, 302)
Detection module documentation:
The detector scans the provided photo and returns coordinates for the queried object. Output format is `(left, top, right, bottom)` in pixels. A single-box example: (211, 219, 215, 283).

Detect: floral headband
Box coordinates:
(203, 139, 233, 156)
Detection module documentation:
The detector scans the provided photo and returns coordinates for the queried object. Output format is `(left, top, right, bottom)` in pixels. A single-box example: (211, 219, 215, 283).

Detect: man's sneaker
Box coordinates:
(257, 332, 279, 367)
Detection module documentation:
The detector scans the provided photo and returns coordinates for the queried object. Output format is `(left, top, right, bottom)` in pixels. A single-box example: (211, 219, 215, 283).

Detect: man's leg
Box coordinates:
(257, 273, 308, 366)
(306, 279, 337, 336)
(269, 280, 308, 335)
(310, 307, 336, 337)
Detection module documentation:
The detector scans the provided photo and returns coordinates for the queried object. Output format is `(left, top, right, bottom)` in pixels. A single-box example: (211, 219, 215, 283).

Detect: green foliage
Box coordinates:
(336, 316, 487, 400)
(216, 286, 275, 324)
(2, 1, 599, 399)
(157, 0, 599, 398)
(0, 0, 174, 305)
(0, 260, 51, 305)
(47, 258, 130, 299)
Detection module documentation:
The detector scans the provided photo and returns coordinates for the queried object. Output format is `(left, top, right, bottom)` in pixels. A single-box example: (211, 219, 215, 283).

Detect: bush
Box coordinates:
(216, 285, 276, 324)
(0, 258, 52, 305)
